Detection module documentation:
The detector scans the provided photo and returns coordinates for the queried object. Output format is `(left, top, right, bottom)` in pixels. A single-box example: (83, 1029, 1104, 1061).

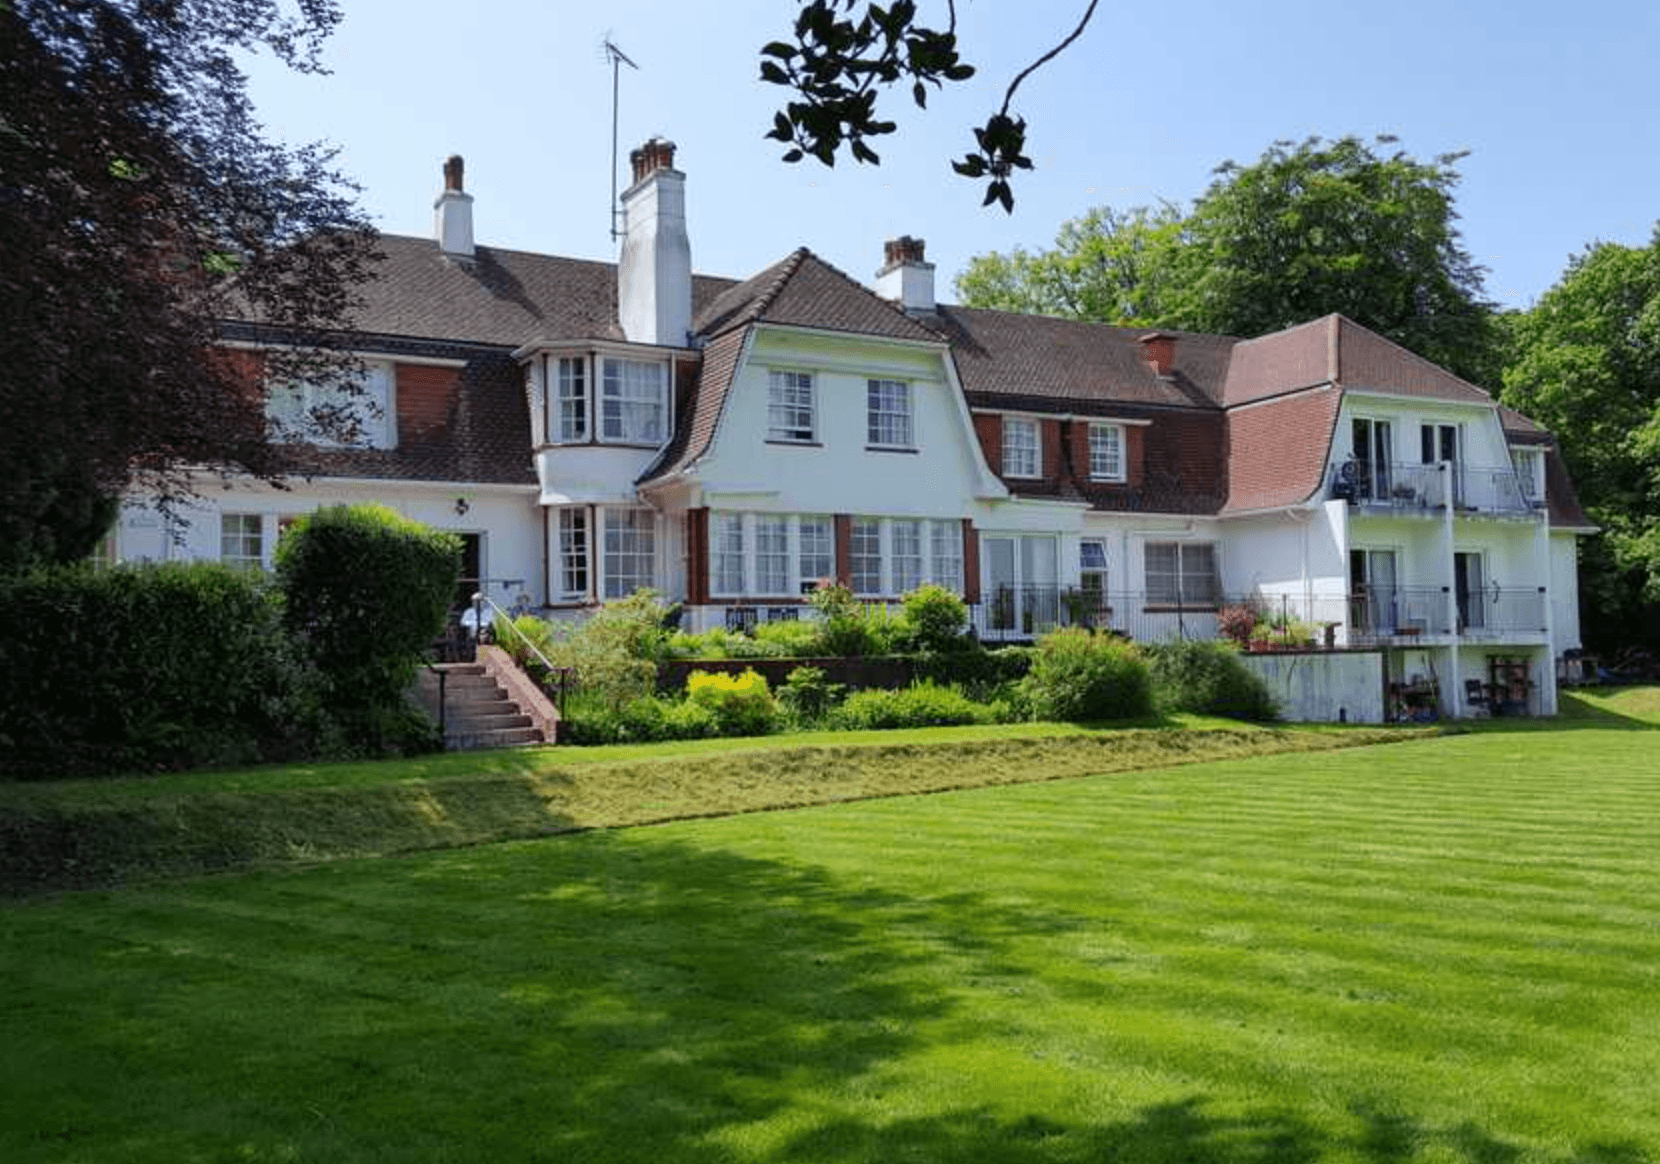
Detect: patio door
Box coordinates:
(1353, 418, 1393, 500)
(1350, 548, 1398, 634)
(984, 534, 1058, 636)
(1455, 552, 1485, 631)
(1423, 423, 1461, 505)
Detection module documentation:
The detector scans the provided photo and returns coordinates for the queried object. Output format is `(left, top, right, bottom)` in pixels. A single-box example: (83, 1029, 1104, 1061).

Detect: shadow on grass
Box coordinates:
(767, 1095, 1652, 1164)
(1452, 689, 1660, 735)
(8, 829, 1652, 1164)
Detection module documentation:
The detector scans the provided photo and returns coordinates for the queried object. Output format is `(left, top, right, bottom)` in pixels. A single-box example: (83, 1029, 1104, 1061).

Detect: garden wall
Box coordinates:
(1240, 650, 1385, 724)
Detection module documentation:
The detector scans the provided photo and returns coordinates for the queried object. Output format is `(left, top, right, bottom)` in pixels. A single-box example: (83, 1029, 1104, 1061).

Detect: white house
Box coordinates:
(112, 140, 1595, 719)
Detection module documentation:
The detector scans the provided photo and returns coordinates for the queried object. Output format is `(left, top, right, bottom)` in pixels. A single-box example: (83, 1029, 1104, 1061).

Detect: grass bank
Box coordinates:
(0, 723, 1409, 895)
(3, 719, 1657, 1162)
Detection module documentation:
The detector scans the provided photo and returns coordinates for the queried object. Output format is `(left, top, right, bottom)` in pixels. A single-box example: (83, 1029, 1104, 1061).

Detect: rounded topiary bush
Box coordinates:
(1022, 628, 1153, 722)
(900, 584, 970, 652)
(1146, 639, 1279, 722)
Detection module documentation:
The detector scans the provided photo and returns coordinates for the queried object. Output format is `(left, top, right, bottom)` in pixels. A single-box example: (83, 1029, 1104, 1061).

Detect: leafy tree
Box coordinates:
(957, 136, 1501, 384)
(1501, 232, 1660, 653)
(761, 1, 1099, 211)
(0, 0, 377, 575)
(953, 204, 1185, 322)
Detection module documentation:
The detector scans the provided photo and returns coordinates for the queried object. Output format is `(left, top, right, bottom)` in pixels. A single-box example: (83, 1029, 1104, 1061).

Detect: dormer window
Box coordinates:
(267, 360, 393, 448)
(601, 357, 667, 444)
(1002, 416, 1040, 478)
(1089, 423, 1125, 482)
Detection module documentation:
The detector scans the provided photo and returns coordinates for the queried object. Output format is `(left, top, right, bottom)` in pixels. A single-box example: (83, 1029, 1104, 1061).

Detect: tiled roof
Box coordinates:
(637, 327, 749, 484)
(691, 248, 940, 343)
(1498, 405, 1551, 445)
(937, 307, 1232, 410)
(272, 345, 536, 485)
(1221, 387, 1343, 513)
(1543, 448, 1595, 530)
(1223, 314, 1494, 407)
(352, 234, 737, 346)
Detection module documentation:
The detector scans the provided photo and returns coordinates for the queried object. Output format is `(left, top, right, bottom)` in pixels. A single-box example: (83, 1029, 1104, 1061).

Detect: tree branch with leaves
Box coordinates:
(760, 0, 1099, 212)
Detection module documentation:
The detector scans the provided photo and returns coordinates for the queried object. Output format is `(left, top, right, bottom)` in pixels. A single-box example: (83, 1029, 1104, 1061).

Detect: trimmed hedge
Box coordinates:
(0, 563, 314, 778)
(276, 504, 461, 749)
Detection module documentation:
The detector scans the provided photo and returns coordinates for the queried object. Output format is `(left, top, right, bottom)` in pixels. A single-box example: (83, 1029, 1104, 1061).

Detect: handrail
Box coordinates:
(471, 591, 574, 712)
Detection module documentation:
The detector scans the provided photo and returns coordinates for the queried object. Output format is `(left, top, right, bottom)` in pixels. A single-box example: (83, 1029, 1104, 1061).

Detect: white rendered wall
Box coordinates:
(117, 478, 543, 607)
(1241, 651, 1385, 723)
(693, 328, 1002, 522)
(1550, 533, 1583, 654)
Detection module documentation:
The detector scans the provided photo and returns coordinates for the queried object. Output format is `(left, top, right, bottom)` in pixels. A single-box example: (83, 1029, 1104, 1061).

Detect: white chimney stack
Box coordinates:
(875, 235, 935, 314)
(618, 138, 692, 347)
(434, 154, 474, 260)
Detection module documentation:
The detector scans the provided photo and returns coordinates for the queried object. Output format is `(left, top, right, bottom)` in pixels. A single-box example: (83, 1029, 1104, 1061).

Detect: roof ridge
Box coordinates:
(747, 247, 812, 320)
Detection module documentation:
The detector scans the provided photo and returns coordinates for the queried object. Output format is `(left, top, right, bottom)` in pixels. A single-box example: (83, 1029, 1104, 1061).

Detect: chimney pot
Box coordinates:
(434, 153, 475, 259)
(443, 155, 465, 193)
(629, 137, 678, 185)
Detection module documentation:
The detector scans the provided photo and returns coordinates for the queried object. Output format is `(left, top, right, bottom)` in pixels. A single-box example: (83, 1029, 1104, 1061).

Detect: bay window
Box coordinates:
(851, 518, 884, 595)
(556, 356, 587, 442)
(603, 508, 656, 598)
(556, 508, 588, 599)
(798, 516, 834, 589)
(755, 516, 791, 594)
(601, 358, 667, 444)
(713, 513, 746, 595)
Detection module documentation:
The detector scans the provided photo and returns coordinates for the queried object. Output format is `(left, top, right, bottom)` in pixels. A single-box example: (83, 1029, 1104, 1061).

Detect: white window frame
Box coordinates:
(798, 516, 834, 593)
(600, 358, 668, 445)
(891, 519, 924, 594)
(867, 379, 914, 449)
(1145, 541, 1220, 608)
(221, 513, 265, 571)
(929, 520, 964, 594)
(850, 518, 884, 595)
(1002, 416, 1040, 479)
(601, 507, 656, 599)
(755, 515, 791, 595)
(555, 508, 589, 601)
(713, 513, 747, 597)
(556, 356, 588, 443)
(1088, 423, 1126, 483)
(767, 370, 816, 443)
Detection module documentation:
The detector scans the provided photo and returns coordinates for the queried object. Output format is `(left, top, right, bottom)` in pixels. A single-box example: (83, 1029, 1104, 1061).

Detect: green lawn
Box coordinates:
(3, 706, 1658, 1162)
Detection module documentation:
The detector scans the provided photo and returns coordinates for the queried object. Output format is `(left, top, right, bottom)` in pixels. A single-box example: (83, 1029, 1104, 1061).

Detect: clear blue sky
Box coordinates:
(243, 0, 1660, 312)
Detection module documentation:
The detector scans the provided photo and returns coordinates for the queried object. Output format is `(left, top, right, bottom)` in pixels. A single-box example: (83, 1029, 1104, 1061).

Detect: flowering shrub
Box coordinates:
(686, 669, 778, 736)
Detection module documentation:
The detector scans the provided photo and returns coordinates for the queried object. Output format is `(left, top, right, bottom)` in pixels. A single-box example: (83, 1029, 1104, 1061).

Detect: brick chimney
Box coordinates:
(874, 235, 935, 314)
(1139, 331, 1177, 378)
(618, 137, 692, 346)
(433, 154, 475, 260)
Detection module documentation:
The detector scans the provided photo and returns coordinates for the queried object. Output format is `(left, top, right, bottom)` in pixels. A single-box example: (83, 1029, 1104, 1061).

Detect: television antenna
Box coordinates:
(603, 36, 639, 243)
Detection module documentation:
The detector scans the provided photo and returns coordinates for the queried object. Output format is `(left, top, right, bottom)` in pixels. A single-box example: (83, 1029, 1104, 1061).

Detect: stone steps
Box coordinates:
(415, 663, 546, 751)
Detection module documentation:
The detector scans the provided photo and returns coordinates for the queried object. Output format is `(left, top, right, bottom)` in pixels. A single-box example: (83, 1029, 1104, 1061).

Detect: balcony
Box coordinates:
(968, 586, 1548, 647)
(1328, 460, 1540, 517)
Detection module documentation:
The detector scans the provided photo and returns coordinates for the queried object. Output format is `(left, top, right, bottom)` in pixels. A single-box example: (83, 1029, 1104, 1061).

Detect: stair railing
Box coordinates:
(470, 592, 574, 716)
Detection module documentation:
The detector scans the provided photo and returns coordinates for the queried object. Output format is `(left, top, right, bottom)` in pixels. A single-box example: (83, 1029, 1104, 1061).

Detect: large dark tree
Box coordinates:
(957, 136, 1502, 385)
(1502, 231, 1660, 657)
(0, 0, 377, 574)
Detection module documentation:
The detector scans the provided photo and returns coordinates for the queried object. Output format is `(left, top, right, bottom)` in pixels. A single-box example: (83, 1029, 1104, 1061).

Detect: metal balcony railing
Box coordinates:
(1328, 460, 1535, 516)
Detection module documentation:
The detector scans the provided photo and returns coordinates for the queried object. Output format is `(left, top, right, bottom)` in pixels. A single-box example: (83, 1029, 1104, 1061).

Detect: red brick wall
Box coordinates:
(396, 363, 459, 443)
(685, 508, 710, 605)
(211, 349, 266, 405)
(833, 514, 853, 587)
(973, 413, 1002, 475)
(961, 519, 980, 605)
(1040, 418, 1063, 487)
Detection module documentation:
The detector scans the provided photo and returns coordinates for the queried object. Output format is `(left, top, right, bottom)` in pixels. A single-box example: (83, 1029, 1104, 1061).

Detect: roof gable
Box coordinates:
(691, 248, 940, 344)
